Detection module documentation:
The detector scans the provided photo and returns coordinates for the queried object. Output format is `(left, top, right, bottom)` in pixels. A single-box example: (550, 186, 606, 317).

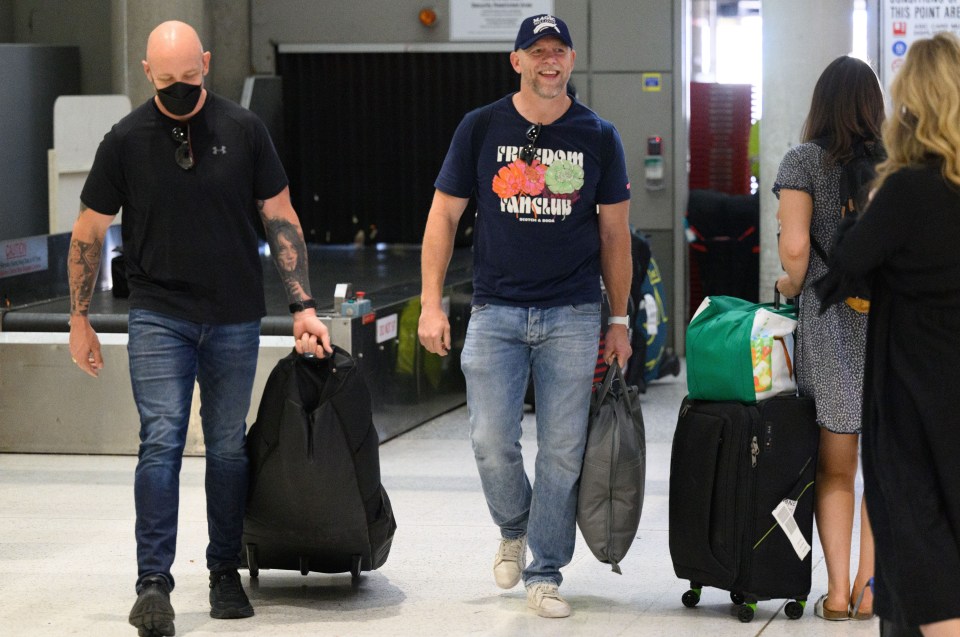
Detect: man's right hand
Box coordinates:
(418, 304, 451, 356)
(69, 316, 104, 378)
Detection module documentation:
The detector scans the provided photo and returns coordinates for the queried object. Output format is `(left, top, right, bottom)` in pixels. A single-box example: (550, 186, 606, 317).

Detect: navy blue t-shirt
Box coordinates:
(81, 92, 288, 324)
(435, 94, 630, 307)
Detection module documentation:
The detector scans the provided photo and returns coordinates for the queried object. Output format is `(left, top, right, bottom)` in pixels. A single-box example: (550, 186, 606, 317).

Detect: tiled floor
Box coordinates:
(0, 363, 877, 636)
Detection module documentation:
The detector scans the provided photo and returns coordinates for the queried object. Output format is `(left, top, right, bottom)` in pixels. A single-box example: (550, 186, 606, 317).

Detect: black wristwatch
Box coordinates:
(288, 298, 318, 314)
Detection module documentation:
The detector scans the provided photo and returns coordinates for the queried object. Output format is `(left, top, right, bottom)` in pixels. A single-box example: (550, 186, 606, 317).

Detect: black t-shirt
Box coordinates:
(81, 92, 288, 323)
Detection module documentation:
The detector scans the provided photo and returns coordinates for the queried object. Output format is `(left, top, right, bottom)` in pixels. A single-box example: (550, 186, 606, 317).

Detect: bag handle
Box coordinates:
(296, 344, 353, 374)
(593, 359, 637, 416)
(775, 335, 794, 380)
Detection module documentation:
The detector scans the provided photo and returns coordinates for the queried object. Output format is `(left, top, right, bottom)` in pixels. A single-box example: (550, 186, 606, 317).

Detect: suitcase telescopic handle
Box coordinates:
(773, 284, 797, 309)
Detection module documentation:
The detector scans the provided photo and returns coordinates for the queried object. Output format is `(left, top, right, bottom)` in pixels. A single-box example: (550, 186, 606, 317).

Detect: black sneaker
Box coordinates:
(209, 569, 254, 619)
(128, 575, 175, 637)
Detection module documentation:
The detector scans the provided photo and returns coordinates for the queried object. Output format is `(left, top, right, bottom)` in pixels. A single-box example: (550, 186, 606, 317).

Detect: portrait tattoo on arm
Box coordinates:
(262, 213, 312, 302)
(68, 237, 102, 316)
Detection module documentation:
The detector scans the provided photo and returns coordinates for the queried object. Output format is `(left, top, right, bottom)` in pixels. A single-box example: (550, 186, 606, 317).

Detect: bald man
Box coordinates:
(67, 20, 330, 636)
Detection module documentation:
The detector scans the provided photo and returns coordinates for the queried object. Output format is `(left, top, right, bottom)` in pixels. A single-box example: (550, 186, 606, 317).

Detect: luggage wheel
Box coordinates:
(350, 554, 362, 579)
(299, 556, 310, 576)
(738, 603, 756, 623)
(245, 544, 259, 579)
(784, 599, 805, 620)
(681, 583, 701, 608)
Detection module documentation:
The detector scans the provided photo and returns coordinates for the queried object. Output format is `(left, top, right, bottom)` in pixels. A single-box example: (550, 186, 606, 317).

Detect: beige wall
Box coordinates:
(11, 0, 112, 94)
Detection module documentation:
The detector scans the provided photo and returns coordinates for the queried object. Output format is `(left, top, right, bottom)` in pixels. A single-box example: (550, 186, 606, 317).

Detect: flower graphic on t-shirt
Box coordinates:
(545, 159, 584, 195)
(492, 159, 547, 198)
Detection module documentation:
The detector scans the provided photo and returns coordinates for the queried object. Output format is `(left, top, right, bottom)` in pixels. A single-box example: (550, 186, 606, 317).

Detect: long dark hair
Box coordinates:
(801, 56, 885, 164)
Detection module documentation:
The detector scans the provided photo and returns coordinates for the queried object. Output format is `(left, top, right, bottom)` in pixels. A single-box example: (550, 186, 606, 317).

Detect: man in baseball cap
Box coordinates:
(421, 8, 632, 621)
(514, 14, 574, 51)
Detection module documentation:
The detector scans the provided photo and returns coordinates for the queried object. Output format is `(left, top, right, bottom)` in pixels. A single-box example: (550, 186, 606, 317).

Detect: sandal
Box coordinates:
(849, 579, 875, 620)
(814, 594, 849, 621)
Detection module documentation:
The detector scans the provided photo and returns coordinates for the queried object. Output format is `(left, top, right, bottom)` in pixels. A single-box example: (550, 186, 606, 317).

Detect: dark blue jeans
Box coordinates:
(127, 309, 260, 592)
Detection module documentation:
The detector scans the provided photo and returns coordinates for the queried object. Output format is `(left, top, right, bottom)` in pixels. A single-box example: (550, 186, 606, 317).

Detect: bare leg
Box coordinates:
(815, 429, 860, 612)
(920, 619, 960, 636)
(849, 495, 875, 616)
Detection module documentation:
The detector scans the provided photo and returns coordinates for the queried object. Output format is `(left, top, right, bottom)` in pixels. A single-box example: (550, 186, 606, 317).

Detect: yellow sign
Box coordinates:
(642, 73, 662, 92)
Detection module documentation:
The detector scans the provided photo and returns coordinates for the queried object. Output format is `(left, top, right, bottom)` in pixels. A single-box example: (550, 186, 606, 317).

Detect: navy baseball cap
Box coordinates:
(514, 14, 573, 51)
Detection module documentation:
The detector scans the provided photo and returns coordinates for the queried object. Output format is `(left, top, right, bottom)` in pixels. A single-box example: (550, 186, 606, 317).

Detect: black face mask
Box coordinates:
(155, 81, 203, 116)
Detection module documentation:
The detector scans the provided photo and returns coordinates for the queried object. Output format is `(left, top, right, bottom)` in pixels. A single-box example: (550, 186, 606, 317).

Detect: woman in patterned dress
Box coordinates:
(773, 55, 885, 621)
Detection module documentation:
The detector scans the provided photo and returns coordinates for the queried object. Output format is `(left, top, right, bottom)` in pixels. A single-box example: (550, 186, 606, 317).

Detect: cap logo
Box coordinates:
(532, 15, 561, 35)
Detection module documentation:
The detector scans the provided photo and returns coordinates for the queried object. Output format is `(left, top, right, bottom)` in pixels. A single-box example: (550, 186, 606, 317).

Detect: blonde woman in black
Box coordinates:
(822, 33, 960, 635)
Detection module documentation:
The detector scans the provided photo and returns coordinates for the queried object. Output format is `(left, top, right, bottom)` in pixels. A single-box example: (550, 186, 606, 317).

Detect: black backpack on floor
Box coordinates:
(242, 346, 396, 578)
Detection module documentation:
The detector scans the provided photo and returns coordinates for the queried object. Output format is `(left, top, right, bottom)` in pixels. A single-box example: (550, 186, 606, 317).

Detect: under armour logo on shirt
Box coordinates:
(212, 146, 227, 155)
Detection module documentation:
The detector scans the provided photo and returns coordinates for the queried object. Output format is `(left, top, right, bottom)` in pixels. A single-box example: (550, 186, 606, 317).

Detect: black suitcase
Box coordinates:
(241, 346, 397, 579)
(669, 394, 819, 622)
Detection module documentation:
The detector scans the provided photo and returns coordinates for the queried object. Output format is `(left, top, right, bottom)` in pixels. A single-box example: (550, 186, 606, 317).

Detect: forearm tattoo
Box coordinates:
(261, 210, 312, 302)
(68, 236, 102, 316)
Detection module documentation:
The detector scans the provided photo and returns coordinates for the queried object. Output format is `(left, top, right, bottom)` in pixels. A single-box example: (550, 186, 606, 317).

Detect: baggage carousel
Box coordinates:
(0, 232, 473, 454)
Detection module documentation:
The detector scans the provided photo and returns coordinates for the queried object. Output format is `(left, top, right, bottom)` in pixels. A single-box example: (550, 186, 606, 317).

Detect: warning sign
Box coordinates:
(0, 236, 48, 279)
(881, 0, 960, 94)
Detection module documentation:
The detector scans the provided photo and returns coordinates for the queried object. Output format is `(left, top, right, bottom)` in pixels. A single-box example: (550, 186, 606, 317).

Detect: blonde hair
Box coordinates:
(875, 32, 960, 192)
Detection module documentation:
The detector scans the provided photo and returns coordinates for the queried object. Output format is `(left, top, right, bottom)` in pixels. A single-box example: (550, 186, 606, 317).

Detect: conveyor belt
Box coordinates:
(1, 244, 473, 334)
(0, 243, 474, 452)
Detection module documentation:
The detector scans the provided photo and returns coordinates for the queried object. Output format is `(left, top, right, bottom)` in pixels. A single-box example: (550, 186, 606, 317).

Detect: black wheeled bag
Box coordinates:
(668, 394, 819, 622)
(241, 346, 397, 579)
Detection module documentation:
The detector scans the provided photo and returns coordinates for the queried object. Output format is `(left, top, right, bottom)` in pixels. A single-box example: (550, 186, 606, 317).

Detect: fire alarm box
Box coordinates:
(644, 135, 665, 191)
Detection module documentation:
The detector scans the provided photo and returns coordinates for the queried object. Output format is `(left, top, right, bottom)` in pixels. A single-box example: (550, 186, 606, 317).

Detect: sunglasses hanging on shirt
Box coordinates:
(171, 125, 195, 171)
(519, 123, 542, 165)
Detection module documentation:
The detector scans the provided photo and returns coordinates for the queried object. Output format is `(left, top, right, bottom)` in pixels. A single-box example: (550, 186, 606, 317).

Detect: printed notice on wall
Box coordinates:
(376, 314, 398, 344)
(881, 0, 960, 94)
(451, 0, 554, 41)
(0, 236, 48, 279)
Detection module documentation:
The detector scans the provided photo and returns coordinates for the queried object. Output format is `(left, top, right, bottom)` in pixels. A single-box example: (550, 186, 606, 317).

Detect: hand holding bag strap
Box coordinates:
(593, 359, 638, 417)
(295, 344, 354, 371)
(290, 344, 358, 406)
(592, 359, 617, 415)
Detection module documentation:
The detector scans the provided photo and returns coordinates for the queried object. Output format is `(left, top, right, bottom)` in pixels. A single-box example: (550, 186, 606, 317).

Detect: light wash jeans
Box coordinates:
(127, 308, 260, 592)
(460, 302, 601, 586)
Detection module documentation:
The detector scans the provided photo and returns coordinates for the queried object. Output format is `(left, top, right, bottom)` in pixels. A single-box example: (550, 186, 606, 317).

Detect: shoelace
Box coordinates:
(532, 584, 562, 603)
(497, 538, 524, 562)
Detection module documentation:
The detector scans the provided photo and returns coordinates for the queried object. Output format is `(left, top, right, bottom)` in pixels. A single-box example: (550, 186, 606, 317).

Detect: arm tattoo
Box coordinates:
(68, 237, 102, 316)
(263, 216, 312, 302)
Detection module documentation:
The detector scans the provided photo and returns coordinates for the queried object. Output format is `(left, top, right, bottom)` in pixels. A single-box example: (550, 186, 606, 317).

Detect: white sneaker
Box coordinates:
(526, 582, 571, 618)
(492, 535, 527, 589)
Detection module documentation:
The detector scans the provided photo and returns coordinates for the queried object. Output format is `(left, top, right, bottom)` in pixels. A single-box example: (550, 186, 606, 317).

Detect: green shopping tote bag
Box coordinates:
(685, 295, 797, 403)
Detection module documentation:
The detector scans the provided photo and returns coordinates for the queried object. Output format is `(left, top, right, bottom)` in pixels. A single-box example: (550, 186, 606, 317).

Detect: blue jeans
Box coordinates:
(127, 308, 260, 592)
(460, 302, 600, 586)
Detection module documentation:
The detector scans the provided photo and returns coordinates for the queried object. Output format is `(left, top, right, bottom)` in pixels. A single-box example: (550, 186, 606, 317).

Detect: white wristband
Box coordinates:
(607, 315, 630, 326)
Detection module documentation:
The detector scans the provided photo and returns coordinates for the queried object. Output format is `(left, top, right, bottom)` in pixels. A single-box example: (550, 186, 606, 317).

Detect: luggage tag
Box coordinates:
(772, 499, 811, 560)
